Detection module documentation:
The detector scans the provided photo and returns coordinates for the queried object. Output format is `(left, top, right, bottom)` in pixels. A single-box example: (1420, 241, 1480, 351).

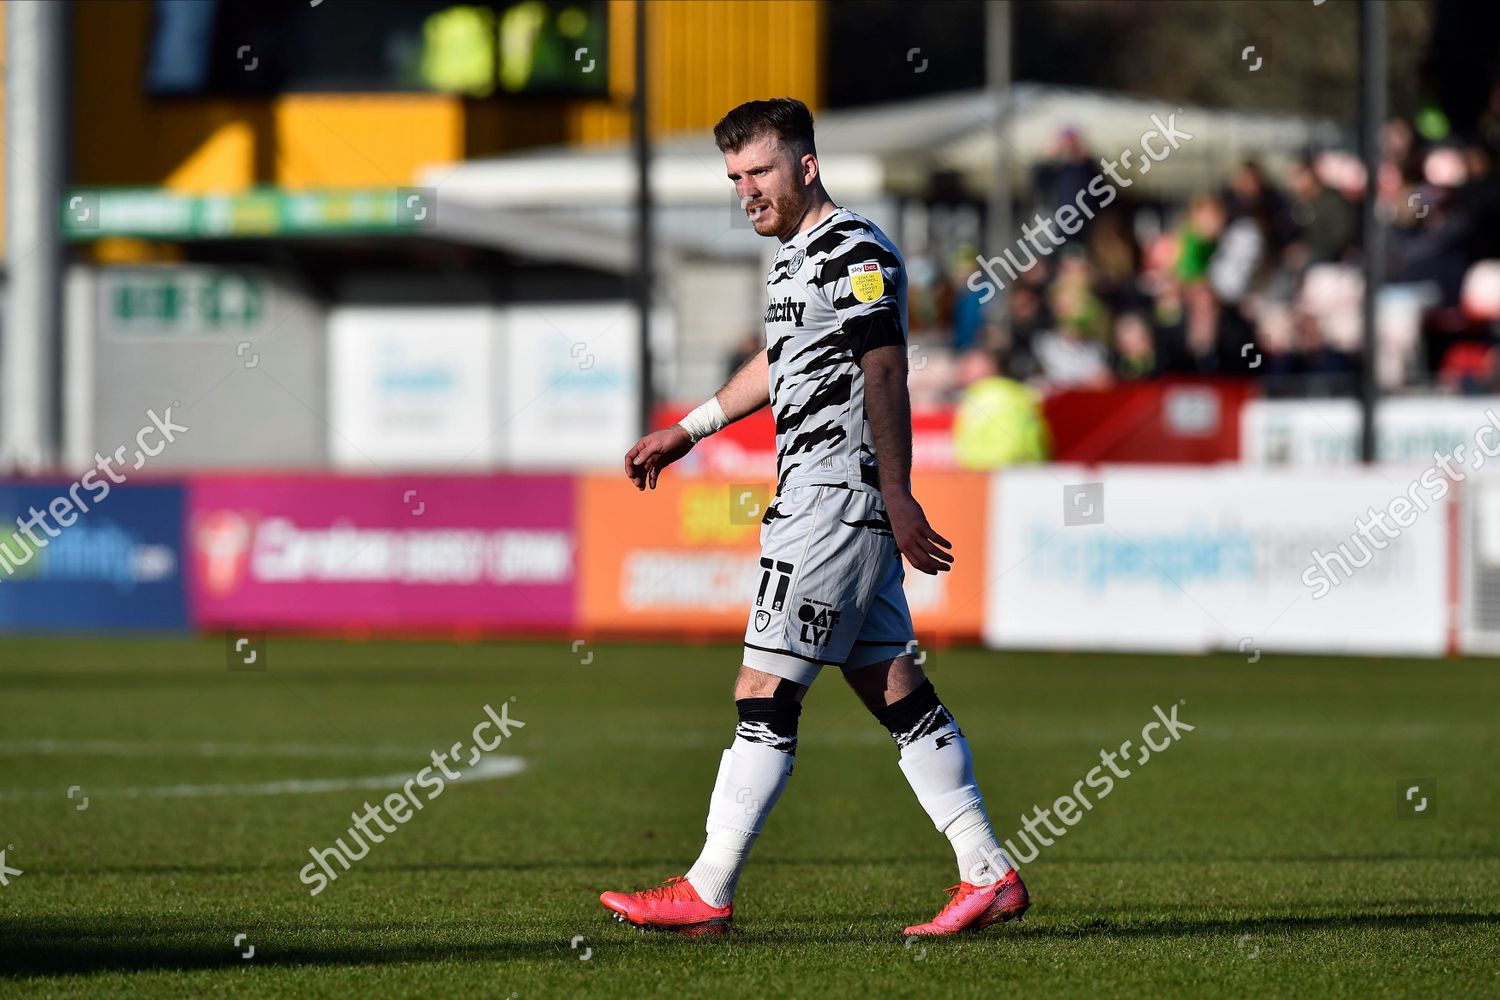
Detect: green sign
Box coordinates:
(62, 187, 437, 240)
(102, 269, 270, 338)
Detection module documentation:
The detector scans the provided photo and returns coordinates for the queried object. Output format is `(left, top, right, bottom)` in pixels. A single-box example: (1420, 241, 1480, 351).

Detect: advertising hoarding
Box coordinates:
(985, 466, 1451, 655)
(577, 472, 987, 641)
(188, 475, 575, 631)
(0, 482, 188, 630)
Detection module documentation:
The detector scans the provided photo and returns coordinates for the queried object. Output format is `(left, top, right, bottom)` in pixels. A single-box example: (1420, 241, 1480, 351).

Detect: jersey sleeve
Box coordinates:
(815, 234, 906, 362)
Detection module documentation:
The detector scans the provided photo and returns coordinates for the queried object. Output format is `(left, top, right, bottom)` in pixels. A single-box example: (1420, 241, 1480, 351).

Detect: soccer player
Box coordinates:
(601, 98, 1028, 937)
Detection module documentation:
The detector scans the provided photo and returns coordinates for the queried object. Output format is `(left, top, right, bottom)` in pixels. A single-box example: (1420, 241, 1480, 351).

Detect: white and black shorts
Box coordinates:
(742, 485, 916, 686)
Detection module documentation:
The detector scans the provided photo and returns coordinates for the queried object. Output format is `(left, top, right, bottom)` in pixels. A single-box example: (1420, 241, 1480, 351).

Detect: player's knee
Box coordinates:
(845, 653, 927, 712)
(734, 667, 774, 700)
(734, 665, 806, 702)
(883, 654, 929, 700)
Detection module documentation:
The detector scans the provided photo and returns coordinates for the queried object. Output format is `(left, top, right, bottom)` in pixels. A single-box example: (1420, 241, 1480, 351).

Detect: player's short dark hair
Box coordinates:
(714, 98, 816, 156)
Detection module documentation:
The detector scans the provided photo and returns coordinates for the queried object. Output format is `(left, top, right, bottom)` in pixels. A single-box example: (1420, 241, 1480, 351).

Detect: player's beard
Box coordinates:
(749, 189, 808, 239)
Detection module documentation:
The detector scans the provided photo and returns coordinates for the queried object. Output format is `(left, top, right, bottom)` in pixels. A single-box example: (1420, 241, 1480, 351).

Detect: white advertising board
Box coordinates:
(328, 305, 495, 468)
(1242, 397, 1500, 466)
(500, 303, 643, 469)
(985, 466, 1450, 656)
(1460, 476, 1500, 655)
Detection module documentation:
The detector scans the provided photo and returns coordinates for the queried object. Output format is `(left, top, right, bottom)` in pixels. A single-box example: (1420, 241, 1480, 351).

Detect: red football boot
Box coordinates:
(599, 876, 733, 935)
(903, 869, 1030, 936)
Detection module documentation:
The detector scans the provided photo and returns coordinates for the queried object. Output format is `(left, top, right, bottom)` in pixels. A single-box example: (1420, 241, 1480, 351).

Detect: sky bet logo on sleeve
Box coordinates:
(848, 261, 883, 303)
(765, 297, 806, 327)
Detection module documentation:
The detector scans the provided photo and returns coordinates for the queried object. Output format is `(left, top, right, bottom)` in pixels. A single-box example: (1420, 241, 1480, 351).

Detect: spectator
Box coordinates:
(950, 260, 987, 352)
(1460, 139, 1500, 262)
(1031, 322, 1112, 388)
(952, 349, 1051, 469)
(1111, 312, 1157, 379)
(895, 112, 1500, 400)
(1048, 253, 1109, 344)
(1032, 127, 1094, 217)
(1286, 158, 1357, 266)
(1086, 212, 1140, 297)
(1207, 207, 1268, 306)
(1173, 195, 1225, 284)
(999, 283, 1050, 380)
(1388, 144, 1474, 304)
(1157, 283, 1251, 375)
(1223, 160, 1295, 250)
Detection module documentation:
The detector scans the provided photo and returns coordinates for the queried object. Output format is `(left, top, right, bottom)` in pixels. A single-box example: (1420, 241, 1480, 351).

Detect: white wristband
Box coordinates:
(678, 396, 729, 442)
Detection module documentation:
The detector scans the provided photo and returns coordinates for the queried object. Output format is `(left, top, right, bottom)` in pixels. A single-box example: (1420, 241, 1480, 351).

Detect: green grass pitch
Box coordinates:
(1, 637, 1497, 997)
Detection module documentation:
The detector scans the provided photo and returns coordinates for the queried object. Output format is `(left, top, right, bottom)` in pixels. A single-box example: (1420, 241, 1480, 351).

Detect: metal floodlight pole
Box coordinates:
(1358, 0, 1386, 464)
(633, 0, 654, 435)
(986, 0, 1013, 315)
(3, 0, 66, 471)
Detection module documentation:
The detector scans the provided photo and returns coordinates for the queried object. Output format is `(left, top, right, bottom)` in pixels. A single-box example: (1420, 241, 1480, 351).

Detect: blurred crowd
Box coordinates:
(898, 113, 1500, 402)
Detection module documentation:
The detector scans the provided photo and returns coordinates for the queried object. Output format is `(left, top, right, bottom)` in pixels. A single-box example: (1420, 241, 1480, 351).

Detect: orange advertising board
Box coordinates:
(578, 472, 987, 641)
(903, 472, 988, 641)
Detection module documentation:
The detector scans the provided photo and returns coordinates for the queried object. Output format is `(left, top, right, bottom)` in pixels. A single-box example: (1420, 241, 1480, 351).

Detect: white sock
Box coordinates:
(897, 725, 1013, 886)
(946, 800, 1013, 886)
(685, 736, 793, 907)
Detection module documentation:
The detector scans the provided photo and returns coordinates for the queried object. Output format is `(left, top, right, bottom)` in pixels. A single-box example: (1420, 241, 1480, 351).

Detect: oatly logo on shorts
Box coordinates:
(797, 600, 841, 647)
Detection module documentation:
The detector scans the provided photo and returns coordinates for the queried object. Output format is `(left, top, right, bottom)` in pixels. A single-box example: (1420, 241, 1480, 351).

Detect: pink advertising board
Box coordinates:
(187, 475, 575, 631)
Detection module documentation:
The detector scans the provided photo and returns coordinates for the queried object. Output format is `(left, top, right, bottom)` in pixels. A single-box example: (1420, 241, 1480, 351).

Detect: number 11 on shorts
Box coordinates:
(756, 558, 794, 611)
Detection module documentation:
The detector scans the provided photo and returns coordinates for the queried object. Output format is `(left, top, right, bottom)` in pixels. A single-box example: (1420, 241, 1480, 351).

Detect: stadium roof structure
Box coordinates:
(420, 83, 1348, 273)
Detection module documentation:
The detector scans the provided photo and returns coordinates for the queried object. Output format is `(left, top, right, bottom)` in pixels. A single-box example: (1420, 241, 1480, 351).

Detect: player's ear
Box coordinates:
(800, 151, 819, 188)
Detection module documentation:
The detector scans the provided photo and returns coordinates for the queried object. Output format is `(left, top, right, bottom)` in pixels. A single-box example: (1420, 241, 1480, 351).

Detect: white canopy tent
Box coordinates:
(419, 83, 1348, 269)
(417, 85, 1347, 399)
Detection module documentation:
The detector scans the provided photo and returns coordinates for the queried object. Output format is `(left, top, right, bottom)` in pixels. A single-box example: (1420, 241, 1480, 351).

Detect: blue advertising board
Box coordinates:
(0, 482, 188, 630)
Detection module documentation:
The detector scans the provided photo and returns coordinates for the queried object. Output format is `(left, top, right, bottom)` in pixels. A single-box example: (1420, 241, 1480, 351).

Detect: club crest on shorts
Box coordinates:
(788, 249, 805, 275)
(847, 261, 883, 303)
(754, 610, 771, 632)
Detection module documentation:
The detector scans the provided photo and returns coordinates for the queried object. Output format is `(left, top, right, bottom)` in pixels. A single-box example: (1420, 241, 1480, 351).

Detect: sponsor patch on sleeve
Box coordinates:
(847, 261, 884, 303)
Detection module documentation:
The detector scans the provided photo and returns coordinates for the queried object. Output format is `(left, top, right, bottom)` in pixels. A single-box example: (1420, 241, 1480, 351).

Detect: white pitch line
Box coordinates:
(0, 738, 429, 760)
(0, 753, 525, 801)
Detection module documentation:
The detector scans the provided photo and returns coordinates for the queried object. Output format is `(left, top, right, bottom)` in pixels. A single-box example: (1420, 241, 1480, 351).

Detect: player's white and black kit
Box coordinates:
(608, 105, 1022, 928)
(742, 208, 917, 685)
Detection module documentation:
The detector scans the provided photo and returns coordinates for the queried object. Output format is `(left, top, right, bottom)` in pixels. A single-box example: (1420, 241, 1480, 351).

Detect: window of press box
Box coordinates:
(143, 0, 608, 98)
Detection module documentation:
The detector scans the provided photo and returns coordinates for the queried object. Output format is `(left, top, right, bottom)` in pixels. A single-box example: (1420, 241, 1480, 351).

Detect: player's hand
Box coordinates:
(625, 425, 695, 490)
(883, 491, 954, 574)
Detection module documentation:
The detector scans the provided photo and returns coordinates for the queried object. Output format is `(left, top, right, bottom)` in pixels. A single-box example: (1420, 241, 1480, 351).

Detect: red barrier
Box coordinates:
(1042, 380, 1255, 464)
(650, 403, 959, 478)
(656, 378, 1254, 472)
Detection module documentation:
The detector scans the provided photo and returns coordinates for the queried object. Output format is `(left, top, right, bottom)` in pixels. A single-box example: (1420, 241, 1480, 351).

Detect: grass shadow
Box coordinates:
(4, 909, 1498, 979)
